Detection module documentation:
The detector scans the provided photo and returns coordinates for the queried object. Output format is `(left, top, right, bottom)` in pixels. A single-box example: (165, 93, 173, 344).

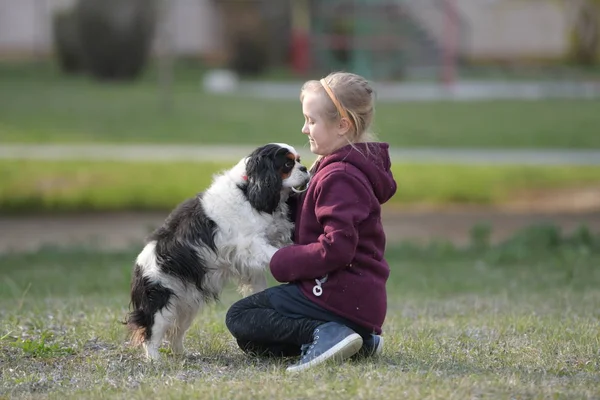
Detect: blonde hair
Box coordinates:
(300, 71, 378, 169)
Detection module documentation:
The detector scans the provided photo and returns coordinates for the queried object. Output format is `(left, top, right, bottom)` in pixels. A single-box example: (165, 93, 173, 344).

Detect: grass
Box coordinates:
(1, 159, 600, 213)
(1, 224, 599, 399)
(1, 62, 600, 148)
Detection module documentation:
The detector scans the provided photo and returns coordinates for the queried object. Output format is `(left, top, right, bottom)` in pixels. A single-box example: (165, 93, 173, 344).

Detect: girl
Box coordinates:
(226, 71, 397, 372)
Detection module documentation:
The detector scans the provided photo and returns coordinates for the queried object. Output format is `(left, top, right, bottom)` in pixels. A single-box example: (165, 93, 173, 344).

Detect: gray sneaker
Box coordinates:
(351, 334, 384, 360)
(286, 322, 363, 373)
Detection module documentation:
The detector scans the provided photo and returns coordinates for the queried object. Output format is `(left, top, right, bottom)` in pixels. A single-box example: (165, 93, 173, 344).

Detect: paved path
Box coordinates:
(236, 80, 600, 102)
(2, 144, 600, 165)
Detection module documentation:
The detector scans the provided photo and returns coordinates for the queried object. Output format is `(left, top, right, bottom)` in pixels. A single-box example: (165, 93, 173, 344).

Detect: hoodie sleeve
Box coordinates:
(269, 170, 371, 282)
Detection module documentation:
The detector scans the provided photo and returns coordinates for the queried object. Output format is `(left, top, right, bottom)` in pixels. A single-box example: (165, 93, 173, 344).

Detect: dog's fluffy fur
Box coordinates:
(125, 143, 310, 360)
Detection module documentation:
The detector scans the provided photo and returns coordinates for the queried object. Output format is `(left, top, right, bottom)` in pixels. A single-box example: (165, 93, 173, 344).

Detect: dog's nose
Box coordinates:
(299, 166, 307, 173)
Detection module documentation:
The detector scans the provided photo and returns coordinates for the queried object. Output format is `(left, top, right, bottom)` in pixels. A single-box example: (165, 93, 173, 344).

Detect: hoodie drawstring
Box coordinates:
(312, 275, 328, 297)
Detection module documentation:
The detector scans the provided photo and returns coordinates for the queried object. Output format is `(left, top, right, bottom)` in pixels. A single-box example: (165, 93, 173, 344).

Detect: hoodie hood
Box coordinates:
(315, 142, 397, 204)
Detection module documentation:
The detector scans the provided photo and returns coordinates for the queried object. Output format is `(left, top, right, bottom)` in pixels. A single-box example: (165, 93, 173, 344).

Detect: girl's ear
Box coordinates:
(337, 117, 352, 136)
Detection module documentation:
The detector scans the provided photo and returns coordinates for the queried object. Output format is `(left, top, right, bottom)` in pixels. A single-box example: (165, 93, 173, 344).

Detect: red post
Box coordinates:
(291, 0, 311, 75)
(441, 0, 457, 87)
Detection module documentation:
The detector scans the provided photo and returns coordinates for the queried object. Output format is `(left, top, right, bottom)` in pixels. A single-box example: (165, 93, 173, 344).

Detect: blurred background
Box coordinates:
(0, 0, 600, 251)
(3, 0, 600, 83)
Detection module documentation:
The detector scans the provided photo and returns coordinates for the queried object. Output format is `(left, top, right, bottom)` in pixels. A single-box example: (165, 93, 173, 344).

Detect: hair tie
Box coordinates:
(320, 78, 354, 129)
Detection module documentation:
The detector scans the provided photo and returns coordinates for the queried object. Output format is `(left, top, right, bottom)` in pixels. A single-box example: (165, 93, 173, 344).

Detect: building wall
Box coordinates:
(405, 0, 571, 61)
(0, 0, 49, 57)
(459, 0, 569, 60)
(0, 0, 223, 59)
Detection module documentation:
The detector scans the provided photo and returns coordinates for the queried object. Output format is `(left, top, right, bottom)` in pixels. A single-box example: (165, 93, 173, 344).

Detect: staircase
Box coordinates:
(309, 0, 469, 81)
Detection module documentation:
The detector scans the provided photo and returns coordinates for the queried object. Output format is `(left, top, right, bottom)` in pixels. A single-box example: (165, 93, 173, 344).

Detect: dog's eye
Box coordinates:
(284, 160, 294, 168)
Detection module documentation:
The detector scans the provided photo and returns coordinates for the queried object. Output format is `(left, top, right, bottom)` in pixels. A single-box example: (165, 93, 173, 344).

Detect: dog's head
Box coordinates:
(243, 143, 310, 214)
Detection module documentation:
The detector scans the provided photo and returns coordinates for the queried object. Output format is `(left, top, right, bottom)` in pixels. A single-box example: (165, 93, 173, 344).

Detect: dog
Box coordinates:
(125, 143, 310, 360)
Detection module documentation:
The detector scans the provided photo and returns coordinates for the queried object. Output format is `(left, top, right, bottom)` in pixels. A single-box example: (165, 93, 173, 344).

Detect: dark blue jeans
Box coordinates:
(225, 284, 370, 358)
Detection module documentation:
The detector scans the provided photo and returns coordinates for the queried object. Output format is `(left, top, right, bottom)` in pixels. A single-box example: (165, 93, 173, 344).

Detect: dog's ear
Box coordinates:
(245, 153, 282, 214)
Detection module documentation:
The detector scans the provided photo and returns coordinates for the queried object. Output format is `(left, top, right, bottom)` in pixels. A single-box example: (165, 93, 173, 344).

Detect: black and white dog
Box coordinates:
(125, 143, 310, 360)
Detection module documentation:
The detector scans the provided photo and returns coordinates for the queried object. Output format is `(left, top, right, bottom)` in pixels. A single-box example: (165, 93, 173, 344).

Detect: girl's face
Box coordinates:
(301, 91, 349, 156)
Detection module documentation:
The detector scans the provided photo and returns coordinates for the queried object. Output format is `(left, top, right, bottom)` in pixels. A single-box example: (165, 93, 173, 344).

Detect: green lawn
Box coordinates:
(2, 159, 600, 213)
(1, 226, 599, 399)
(1, 63, 600, 148)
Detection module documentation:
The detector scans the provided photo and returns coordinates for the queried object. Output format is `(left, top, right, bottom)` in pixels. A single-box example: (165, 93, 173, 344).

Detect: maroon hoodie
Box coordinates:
(269, 142, 397, 334)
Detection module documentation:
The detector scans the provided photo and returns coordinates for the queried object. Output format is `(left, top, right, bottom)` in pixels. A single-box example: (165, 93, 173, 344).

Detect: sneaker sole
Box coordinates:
(373, 336, 384, 357)
(350, 335, 384, 360)
(286, 333, 363, 373)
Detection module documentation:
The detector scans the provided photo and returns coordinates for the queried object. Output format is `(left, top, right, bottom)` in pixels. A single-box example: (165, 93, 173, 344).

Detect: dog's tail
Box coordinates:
(124, 264, 174, 347)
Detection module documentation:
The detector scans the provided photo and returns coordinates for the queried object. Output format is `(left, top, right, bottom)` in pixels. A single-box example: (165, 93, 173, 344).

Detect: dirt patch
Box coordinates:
(379, 185, 600, 245)
(381, 207, 600, 246)
(1, 184, 598, 253)
(1, 205, 599, 253)
(1, 177, 598, 252)
(505, 185, 600, 213)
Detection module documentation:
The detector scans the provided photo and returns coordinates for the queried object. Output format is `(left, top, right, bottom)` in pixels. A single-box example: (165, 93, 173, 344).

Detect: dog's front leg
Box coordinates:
(243, 240, 279, 271)
(238, 273, 268, 297)
(249, 273, 267, 294)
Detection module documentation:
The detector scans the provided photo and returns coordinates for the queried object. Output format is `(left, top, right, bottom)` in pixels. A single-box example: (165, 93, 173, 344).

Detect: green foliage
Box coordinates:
(385, 223, 600, 297)
(388, 222, 600, 290)
(469, 222, 492, 250)
(7, 331, 75, 359)
(391, 222, 600, 264)
(52, 8, 84, 74)
(231, 37, 269, 76)
(75, 0, 158, 81)
(568, 0, 600, 66)
(486, 224, 575, 263)
(217, 0, 270, 76)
